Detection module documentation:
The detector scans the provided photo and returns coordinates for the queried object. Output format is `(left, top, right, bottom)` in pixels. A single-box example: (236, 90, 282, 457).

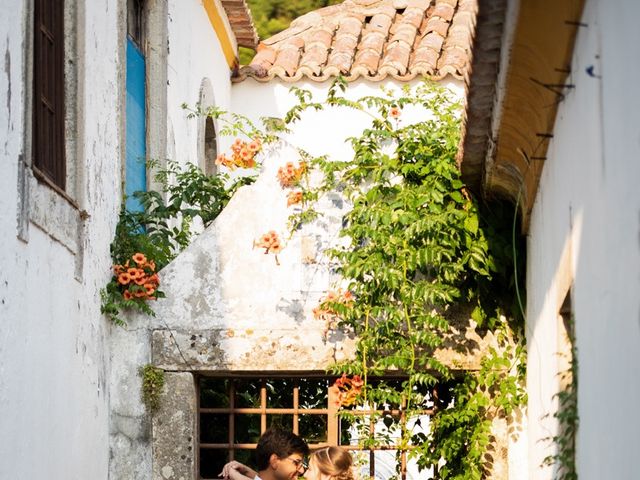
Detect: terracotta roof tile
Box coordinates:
(234, 0, 477, 83)
(220, 0, 259, 49)
(433, 2, 455, 20)
(408, 0, 431, 8)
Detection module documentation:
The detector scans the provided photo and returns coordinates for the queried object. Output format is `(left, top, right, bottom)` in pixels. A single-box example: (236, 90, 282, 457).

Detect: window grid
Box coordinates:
(33, 0, 66, 189)
(198, 377, 337, 480)
(338, 401, 437, 480)
(198, 377, 436, 480)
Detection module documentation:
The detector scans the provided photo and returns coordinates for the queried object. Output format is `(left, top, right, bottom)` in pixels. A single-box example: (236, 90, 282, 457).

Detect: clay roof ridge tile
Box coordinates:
(359, 30, 387, 53)
(435, 0, 458, 8)
(263, 23, 311, 46)
(353, 49, 383, 74)
(407, 0, 431, 9)
(297, 29, 335, 76)
(297, 64, 324, 77)
(354, 4, 396, 76)
(432, 2, 455, 21)
(239, 0, 474, 83)
(452, 10, 474, 28)
(401, 9, 427, 29)
(365, 12, 394, 33)
(416, 32, 445, 52)
(380, 40, 411, 75)
(300, 47, 330, 70)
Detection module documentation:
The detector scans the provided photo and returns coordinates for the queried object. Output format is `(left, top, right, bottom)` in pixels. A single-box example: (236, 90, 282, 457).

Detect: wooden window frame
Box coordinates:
(198, 376, 338, 479)
(197, 376, 437, 480)
(33, 0, 66, 190)
(127, 0, 146, 48)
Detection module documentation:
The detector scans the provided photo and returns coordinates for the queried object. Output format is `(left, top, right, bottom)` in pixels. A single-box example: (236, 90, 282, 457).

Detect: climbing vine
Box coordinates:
(139, 363, 166, 414)
(102, 78, 528, 477)
(276, 80, 527, 478)
(542, 342, 578, 479)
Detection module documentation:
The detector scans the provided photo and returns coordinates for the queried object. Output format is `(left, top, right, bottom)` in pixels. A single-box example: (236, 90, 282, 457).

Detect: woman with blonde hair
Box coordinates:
(220, 445, 354, 480)
(306, 446, 354, 480)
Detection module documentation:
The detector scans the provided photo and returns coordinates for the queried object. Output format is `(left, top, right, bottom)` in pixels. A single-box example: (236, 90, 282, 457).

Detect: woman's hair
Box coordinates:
(312, 446, 354, 480)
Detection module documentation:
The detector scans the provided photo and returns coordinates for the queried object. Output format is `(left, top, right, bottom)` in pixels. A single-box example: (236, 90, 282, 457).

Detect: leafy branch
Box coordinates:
(282, 80, 527, 478)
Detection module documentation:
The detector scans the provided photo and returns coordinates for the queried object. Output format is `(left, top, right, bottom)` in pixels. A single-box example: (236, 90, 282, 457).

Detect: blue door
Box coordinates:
(125, 37, 146, 212)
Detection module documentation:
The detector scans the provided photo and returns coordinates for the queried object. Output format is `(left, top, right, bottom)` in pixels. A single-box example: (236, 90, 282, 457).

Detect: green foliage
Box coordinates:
(101, 159, 256, 326)
(282, 80, 527, 477)
(542, 343, 578, 480)
(139, 364, 165, 414)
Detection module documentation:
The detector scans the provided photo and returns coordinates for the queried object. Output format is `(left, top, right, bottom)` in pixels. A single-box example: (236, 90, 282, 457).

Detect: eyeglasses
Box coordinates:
(283, 456, 308, 473)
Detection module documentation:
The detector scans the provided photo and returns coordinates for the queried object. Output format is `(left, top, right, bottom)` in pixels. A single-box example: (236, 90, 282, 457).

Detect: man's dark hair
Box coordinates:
(254, 428, 309, 470)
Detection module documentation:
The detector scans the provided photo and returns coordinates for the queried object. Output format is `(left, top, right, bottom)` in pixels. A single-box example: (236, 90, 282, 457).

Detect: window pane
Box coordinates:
(204, 117, 217, 176)
(298, 378, 329, 409)
(339, 415, 356, 446)
(266, 379, 293, 407)
(200, 378, 229, 408)
(200, 448, 228, 479)
(235, 414, 261, 444)
(233, 448, 254, 465)
(299, 414, 327, 443)
(369, 379, 404, 409)
(235, 379, 261, 408)
(268, 414, 293, 431)
(339, 414, 374, 446)
(373, 450, 399, 480)
(201, 414, 228, 444)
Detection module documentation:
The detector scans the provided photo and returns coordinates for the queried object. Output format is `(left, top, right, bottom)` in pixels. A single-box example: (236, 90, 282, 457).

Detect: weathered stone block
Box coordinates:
(152, 372, 197, 480)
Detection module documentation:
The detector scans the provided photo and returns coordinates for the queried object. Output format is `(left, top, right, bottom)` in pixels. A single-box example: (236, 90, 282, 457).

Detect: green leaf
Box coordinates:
(464, 215, 479, 235)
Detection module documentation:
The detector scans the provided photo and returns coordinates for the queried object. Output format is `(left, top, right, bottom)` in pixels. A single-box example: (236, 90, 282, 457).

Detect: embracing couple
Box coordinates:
(220, 428, 354, 480)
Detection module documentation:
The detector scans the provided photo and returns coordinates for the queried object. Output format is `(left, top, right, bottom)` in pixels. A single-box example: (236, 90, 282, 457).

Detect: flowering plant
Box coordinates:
(216, 137, 262, 170)
(331, 374, 364, 407)
(389, 106, 401, 119)
(286, 190, 303, 207)
(101, 249, 165, 326)
(277, 160, 307, 188)
(313, 289, 354, 337)
(254, 230, 284, 255)
(113, 252, 160, 301)
(102, 156, 257, 325)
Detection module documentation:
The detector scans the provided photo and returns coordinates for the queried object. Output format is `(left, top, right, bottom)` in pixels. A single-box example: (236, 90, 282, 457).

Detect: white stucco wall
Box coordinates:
(166, 0, 235, 171)
(230, 78, 465, 162)
(0, 1, 122, 478)
(108, 3, 244, 478)
(526, 1, 640, 478)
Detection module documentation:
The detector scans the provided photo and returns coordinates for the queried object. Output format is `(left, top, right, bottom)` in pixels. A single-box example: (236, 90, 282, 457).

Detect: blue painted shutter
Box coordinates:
(125, 37, 147, 212)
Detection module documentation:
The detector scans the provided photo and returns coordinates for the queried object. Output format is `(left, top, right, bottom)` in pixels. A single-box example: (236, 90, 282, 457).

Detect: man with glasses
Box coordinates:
(220, 428, 309, 480)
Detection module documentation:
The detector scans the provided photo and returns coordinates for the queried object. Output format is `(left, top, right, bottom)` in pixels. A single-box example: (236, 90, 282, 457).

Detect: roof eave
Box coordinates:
(459, 0, 586, 232)
(220, 0, 259, 49)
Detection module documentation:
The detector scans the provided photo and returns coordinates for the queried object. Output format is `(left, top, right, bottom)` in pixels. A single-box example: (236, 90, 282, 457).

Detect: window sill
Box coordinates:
(32, 166, 80, 210)
(28, 167, 84, 254)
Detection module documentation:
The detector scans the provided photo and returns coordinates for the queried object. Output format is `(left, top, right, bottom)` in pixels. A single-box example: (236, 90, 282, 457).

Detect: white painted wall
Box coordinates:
(166, 0, 235, 171)
(0, 1, 122, 478)
(108, 2, 244, 478)
(526, 1, 640, 477)
(230, 78, 465, 162)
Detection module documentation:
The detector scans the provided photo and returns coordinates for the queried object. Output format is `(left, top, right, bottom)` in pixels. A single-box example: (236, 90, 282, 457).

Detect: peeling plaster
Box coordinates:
(4, 37, 10, 128)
